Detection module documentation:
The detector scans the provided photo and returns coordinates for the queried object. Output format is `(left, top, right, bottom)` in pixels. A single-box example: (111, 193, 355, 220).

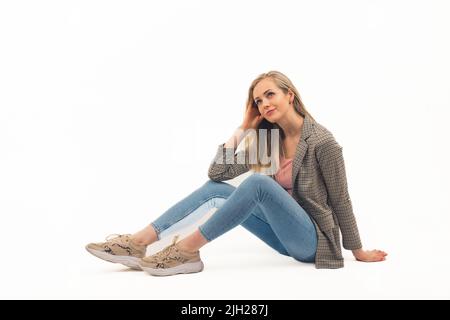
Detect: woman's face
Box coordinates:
(252, 78, 293, 123)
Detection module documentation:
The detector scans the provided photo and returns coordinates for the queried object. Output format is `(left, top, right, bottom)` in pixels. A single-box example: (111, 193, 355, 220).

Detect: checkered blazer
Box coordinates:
(208, 114, 362, 269)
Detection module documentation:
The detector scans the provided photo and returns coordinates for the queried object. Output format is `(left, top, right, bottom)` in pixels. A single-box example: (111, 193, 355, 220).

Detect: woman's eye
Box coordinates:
(254, 92, 273, 105)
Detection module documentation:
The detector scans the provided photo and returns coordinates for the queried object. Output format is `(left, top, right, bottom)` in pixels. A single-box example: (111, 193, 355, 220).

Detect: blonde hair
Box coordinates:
(243, 71, 314, 173)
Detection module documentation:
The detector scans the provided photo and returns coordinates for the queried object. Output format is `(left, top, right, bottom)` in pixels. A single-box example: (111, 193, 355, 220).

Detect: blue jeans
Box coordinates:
(151, 174, 317, 262)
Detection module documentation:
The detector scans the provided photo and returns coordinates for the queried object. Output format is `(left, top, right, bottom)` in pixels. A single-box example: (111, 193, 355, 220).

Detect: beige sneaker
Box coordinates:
(139, 236, 204, 276)
(85, 234, 147, 270)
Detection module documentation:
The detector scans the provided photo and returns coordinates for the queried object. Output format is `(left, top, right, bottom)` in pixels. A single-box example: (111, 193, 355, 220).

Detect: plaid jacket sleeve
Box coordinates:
(316, 137, 363, 250)
(207, 144, 250, 182)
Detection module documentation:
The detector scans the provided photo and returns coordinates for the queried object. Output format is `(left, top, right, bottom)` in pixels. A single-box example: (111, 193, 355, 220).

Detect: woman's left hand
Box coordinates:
(352, 249, 388, 262)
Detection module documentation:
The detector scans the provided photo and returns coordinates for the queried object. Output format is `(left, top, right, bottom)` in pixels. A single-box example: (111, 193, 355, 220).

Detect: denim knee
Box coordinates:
(242, 173, 274, 189)
(203, 179, 235, 192)
(240, 174, 275, 198)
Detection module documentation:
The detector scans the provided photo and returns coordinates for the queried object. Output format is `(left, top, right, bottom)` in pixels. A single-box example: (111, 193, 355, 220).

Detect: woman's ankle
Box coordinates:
(131, 224, 158, 246)
(130, 237, 153, 246)
(176, 230, 208, 253)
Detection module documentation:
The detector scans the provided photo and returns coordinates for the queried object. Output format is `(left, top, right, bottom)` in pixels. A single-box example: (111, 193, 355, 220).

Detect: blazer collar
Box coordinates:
(292, 114, 315, 184)
(300, 113, 315, 141)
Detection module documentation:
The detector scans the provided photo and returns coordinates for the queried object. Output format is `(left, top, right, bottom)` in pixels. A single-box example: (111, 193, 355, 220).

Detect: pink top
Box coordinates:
(275, 155, 294, 195)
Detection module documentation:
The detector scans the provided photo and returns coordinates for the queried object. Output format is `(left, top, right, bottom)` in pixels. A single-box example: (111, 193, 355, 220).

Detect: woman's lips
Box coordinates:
(266, 109, 275, 116)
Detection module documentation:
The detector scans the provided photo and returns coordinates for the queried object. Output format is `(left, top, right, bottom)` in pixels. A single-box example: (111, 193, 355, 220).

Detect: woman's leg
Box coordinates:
(132, 180, 235, 245)
(87, 180, 238, 269)
(180, 173, 317, 262)
(239, 206, 291, 256)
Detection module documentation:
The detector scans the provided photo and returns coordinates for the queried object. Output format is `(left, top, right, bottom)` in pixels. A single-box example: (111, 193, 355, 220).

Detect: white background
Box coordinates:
(1, 0, 450, 299)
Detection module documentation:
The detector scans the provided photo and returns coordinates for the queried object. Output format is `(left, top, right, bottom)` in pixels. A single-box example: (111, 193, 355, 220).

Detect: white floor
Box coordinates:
(1, 170, 450, 300)
(2, 223, 449, 300)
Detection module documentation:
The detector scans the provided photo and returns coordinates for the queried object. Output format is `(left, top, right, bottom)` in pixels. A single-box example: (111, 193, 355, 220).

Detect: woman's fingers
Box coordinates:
(356, 249, 388, 262)
(377, 253, 387, 261)
(374, 249, 388, 256)
(371, 250, 388, 262)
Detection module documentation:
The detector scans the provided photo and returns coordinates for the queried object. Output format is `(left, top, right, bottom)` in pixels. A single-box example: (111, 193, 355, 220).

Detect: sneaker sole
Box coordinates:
(85, 246, 142, 270)
(140, 261, 204, 276)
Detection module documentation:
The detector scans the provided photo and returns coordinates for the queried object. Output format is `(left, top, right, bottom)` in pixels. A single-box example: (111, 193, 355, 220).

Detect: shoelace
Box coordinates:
(153, 235, 180, 262)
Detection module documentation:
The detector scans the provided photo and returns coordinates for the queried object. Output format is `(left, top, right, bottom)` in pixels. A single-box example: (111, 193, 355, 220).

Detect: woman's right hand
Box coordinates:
(241, 101, 264, 130)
